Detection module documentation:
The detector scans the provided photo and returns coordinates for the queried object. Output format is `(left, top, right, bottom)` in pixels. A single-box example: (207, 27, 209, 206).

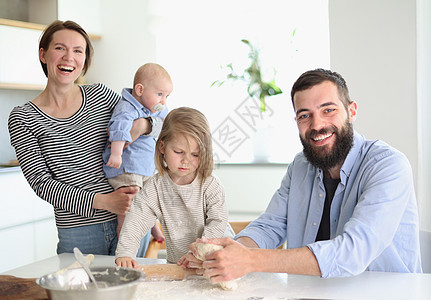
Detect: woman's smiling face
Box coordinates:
(39, 29, 86, 85)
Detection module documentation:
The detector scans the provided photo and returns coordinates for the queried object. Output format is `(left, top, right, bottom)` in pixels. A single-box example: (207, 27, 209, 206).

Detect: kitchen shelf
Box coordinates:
(0, 18, 101, 40)
(0, 82, 45, 91)
(0, 17, 98, 91)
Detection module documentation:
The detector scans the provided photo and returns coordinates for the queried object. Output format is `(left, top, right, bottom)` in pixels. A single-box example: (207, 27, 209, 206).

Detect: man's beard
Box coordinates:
(300, 120, 354, 171)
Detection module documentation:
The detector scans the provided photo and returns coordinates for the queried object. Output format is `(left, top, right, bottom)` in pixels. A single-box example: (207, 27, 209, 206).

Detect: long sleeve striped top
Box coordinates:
(8, 83, 120, 228)
(115, 173, 231, 264)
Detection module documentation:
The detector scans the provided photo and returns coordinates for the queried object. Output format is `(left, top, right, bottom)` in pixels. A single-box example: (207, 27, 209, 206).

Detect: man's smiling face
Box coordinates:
(293, 80, 357, 170)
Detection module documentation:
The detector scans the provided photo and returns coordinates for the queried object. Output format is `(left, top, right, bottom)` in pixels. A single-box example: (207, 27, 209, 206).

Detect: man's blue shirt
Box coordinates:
(103, 88, 168, 178)
(236, 131, 422, 277)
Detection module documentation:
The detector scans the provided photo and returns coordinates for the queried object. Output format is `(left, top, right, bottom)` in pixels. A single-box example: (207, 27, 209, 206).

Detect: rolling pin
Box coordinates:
(138, 264, 198, 280)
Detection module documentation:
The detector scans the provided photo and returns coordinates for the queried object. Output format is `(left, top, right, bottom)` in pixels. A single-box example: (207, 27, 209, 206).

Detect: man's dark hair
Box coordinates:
(291, 68, 352, 109)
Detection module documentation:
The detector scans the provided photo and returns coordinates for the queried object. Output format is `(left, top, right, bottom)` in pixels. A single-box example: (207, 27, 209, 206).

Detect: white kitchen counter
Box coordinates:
(2, 253, 431, 299)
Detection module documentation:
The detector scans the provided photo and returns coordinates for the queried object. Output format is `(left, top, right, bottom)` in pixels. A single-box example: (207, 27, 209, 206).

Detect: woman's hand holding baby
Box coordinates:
(93, 186, 139, 214)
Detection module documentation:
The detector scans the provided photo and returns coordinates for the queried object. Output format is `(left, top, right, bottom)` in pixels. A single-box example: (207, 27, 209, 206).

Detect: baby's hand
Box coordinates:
(107, 155, 122, 169)
(115, 257, 139, 269)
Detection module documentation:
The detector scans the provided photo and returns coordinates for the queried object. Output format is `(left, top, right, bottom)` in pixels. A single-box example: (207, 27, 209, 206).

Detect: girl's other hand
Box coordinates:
(115, 257, 139, 269)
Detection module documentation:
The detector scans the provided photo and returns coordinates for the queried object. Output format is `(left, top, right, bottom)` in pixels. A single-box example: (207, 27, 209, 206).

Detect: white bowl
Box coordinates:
(36, 266, 144, 300)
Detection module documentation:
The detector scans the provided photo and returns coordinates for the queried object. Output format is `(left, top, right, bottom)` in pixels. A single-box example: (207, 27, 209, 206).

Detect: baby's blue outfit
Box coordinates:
(103, 88, 168, 178)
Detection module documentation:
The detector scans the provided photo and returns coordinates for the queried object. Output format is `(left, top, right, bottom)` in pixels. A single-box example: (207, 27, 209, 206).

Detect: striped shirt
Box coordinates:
(8, 83, 120, 228)
(116, 173, 230, 263)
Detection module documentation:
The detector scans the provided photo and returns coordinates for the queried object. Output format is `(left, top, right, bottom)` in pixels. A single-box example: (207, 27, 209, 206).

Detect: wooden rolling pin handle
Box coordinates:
(138, 264, 198, 280)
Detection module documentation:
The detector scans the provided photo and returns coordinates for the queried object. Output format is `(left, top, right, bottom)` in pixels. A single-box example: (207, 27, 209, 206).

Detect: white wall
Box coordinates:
(329, 0, 417, 180)
(329, 1, 430, 230)
(85, 0, 156, 94)
(417, 0, 431, 232)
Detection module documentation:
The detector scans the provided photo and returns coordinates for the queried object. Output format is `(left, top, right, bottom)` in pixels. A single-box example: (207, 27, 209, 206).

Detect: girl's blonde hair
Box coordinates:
(155, 107, 214, 180)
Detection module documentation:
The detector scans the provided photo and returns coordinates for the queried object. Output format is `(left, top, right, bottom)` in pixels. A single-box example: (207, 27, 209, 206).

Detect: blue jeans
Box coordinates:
(56, 219, 151, 256)
(57, 219, 119, 255)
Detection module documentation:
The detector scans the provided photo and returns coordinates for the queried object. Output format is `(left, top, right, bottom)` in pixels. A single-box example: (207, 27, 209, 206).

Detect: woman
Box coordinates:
(8, 20, 154, 255)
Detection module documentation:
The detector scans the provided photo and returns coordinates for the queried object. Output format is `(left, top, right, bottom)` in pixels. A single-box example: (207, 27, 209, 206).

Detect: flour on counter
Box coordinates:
(132, 272, 289, 300)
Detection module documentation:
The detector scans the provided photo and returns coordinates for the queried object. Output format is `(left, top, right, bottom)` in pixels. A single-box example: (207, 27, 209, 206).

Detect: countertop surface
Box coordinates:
(2, 253, 431, 299)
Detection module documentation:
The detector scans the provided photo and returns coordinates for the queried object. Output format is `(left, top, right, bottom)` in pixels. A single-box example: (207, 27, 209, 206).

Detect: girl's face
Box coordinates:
(39, 29, 86, 85)
(160, 134, 200, 185)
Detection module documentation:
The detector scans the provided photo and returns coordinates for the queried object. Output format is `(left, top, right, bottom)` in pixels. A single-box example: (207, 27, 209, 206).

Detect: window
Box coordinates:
(149, 0, 330, 163)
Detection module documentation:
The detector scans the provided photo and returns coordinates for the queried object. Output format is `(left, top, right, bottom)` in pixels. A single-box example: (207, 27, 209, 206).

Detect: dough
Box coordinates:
(195, 243, 223, 261)
(195, 242, 238, 290)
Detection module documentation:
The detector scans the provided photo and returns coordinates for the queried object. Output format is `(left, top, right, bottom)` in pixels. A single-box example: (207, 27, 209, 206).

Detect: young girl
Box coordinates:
(115, 107, 233, 267)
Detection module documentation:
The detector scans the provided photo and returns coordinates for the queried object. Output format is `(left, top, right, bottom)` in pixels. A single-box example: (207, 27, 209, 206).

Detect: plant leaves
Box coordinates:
(211, 39, 284, 112)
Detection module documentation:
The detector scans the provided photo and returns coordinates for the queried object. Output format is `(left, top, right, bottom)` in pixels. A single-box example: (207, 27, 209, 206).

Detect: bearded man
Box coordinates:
(180, 69, 422, 279)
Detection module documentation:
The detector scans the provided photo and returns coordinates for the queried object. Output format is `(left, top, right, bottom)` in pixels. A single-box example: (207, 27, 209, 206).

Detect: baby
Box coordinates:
(103, 63, 173, 253)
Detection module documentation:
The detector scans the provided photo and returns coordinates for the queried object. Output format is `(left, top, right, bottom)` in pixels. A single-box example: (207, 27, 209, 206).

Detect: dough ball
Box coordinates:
(218, 280, 238, 291)
(195, 242, 238, 290)
(195, 243, 223, 261)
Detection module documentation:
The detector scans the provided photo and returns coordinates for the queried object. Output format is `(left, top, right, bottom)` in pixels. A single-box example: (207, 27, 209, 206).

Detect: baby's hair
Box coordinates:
(155, 107, 214, 180)
(134, 63, 172, 87)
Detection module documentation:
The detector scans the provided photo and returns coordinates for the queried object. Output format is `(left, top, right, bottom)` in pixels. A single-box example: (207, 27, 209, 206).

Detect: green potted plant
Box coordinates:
(211, 39, 283, 112)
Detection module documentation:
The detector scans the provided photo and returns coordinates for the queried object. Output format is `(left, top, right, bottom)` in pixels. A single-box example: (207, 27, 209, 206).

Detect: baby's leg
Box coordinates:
(151, 223, 165, 243)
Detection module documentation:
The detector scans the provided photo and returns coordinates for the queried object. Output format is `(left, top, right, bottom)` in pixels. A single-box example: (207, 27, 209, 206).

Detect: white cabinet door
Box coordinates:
(0, 219, 57, 273)
(0, 171, 53, 230)
(0, 224, 35, 273)
(34, 218, 58, 261)
(0, 25, 47, 86)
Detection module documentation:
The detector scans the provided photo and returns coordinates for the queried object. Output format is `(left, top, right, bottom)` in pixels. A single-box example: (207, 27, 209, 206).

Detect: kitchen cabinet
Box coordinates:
(0, 24, 47, 90)
(0, 0, 101, 91)
(1, 0, 101, 35)
(0, 219, 57, 273)
(0, 169, 57, 273)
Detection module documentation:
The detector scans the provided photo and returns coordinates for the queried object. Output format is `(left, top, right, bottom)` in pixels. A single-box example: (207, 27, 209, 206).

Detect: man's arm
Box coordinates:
(201, 237, 321, 283)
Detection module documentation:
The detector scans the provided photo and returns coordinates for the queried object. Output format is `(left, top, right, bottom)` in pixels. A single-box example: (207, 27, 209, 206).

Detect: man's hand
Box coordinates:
(195, 238, 255, 283)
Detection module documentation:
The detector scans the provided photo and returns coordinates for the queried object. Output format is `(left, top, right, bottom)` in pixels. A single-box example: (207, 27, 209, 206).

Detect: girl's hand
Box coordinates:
(177, 251, 205, 276)
(177, 240, 206, 271)
(115, 257, 139, 269)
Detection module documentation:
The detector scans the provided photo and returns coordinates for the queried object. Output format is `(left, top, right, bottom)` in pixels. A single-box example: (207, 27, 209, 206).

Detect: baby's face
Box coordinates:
(139, 77, 173, 112)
